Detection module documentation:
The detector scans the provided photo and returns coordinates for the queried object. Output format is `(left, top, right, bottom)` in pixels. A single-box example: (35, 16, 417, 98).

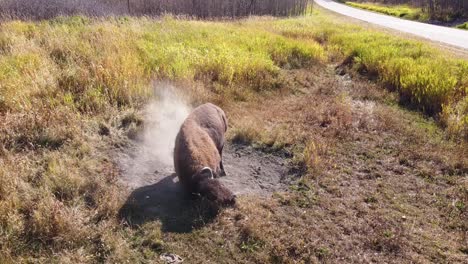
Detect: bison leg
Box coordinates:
(219, 144, 226, 177)
(220, 160, 226, 177)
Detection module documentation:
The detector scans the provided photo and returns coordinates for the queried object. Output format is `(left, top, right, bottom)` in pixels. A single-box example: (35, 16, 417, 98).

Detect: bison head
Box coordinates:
(194, 167, 236, 207)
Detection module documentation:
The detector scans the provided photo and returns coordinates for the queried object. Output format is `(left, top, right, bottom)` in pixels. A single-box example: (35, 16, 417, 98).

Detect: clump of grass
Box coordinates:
(295, 139, 329, 173)
(456, 21, 468, 30)
(345, 2, 429, 22)
(230, 121, 264, 145)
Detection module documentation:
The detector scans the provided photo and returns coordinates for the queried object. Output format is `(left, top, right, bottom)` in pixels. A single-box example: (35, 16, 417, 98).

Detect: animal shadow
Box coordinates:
(118, 173, 220, 233)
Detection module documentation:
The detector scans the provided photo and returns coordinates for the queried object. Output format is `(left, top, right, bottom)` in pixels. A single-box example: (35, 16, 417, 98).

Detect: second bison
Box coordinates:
(174, 103, 235, 206)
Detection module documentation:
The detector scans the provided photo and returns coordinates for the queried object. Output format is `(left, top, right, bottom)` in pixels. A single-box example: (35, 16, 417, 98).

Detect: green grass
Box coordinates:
(1, 14, 467, 139)
(345, 1, 429, 22)
(251, 14, 468, 139)
(456, 21, 468, 30)
(0, 15, 326, 113)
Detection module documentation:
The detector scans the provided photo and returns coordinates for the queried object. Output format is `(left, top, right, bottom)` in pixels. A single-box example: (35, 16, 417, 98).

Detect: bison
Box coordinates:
(174, 103, 235, 206)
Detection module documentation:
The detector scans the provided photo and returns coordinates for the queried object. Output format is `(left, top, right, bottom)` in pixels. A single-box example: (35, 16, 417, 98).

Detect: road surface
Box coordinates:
(314, 0, 468, 50)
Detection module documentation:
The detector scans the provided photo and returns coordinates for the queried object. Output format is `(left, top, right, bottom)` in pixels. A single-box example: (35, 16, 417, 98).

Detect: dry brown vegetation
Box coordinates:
(154, 66, 468, 263)
(0, 10, 467, 263)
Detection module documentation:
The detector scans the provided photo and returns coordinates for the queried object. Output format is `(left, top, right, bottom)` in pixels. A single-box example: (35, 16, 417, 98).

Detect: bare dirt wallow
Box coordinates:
(117, 139, 298, 233)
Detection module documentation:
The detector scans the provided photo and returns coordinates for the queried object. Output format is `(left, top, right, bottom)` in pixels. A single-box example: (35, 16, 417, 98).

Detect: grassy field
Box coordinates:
(345, 1, 429, 21)
(456, 21, 468, 30)
(0, 10, 467, 263)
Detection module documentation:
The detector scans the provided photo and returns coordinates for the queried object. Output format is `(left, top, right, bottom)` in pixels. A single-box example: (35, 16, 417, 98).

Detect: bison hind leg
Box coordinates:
(219, 160, 226, 177)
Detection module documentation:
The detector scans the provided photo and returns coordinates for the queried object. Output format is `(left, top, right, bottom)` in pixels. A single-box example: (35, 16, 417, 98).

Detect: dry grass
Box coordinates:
(200, 67, 467, 263)
(0, 14, 326, 262)
(0, 10, 467, 263)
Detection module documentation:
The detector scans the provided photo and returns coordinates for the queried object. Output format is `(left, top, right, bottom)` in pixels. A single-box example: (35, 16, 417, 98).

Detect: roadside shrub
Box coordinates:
(456, 22, 468, 30)
(345, 2, 428, 22)
(345, 0, 468, 22)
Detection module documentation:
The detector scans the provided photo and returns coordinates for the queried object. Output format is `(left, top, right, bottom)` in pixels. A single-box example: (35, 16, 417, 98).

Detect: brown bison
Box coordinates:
(174, 103, 235, 206)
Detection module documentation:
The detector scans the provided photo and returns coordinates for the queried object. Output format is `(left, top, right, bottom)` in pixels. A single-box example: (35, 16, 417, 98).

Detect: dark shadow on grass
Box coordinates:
(118, 173, 220, 233)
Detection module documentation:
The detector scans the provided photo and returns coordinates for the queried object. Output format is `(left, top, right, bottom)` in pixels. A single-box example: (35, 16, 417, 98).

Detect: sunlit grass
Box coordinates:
(456, 21, 468, 30)
(0, 15, 326, 113)
(246, 14, 468, 139)
(345, 1, 429, 22)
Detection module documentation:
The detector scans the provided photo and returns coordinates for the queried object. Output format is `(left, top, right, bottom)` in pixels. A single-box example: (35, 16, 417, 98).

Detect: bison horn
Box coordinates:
(200, 167, 214, 179)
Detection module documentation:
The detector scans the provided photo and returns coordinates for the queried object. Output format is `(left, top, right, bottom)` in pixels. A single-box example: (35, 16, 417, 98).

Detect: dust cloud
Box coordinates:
(118, 83, 191, 188)
(117, 83, 295, 195)
(142, 84, 191, 166)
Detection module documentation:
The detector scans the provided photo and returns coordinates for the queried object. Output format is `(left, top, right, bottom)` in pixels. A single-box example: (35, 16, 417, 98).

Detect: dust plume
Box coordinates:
(142, 84, 191, 166)
(118, 83, 191, 187)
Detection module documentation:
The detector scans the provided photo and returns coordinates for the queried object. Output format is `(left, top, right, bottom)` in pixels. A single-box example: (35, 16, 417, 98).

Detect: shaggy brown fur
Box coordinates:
(174, 103, 234, 206)
(187, 102, 228, 175)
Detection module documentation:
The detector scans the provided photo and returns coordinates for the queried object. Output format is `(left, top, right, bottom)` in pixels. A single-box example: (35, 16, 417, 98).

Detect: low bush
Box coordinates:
(345, 2, 429, 22)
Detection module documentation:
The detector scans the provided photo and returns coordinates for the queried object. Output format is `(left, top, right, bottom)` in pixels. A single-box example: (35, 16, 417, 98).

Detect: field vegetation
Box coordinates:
(343, 0, 468, 22)
(264, 15, 468, 139)
(0, 8, 467, 263)
(345, 1, 429, 21)
(456, 21, 468, 30)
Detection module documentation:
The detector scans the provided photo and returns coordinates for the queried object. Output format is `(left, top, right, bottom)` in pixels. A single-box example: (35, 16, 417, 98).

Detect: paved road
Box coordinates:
(314, 0, 468, 50)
